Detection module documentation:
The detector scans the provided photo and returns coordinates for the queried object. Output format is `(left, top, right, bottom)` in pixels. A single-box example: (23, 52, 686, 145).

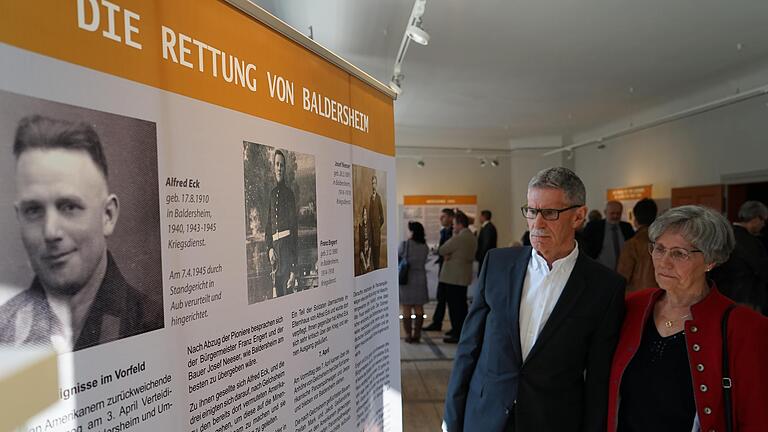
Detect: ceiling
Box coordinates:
(251, 0, 768, 149)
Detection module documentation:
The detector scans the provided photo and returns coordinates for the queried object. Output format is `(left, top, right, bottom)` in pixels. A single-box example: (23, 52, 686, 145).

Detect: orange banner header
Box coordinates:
(404, 195, 478, 206)
(0, 0, 394, 155)
(607, 185, 652, 201)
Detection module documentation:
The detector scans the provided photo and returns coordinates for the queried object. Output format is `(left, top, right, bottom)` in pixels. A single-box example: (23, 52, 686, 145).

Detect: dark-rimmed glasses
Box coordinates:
(521, 205, 581, 221)
(648, 243, 702, 262)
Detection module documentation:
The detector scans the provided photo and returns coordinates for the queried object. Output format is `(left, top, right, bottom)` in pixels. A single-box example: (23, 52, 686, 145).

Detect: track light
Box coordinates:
(406, 19, 430, 45)
(389, 74, 403, 95)
(480, 159, 487, 167)
(416, 160, 425, 167)
(490, 159, 499, 167)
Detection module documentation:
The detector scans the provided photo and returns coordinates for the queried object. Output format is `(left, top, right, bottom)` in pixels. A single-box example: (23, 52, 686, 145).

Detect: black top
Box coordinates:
(618, 319, 695, 432)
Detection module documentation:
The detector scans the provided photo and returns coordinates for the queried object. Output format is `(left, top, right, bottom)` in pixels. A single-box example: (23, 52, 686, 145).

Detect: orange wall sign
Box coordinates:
(0, 0, 394, 155)
(403, 195, 478, 206)
(606, 185, 652, 201)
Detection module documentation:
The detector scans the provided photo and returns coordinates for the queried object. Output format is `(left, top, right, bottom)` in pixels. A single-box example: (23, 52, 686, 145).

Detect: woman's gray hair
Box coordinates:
(648, 205, 735, 264)
(738, 200, 768, 222)
(528, 167, 586, 206)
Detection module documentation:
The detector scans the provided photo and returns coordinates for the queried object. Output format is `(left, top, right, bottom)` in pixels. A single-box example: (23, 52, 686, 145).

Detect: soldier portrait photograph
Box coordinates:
(243, 142, 318, 303)
(0, 90, 164, 353)
(353, 165, 387, 276)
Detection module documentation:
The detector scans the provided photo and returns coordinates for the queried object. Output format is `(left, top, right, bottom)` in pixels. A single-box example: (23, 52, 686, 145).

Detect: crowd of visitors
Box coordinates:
(397, 166, 768, 431)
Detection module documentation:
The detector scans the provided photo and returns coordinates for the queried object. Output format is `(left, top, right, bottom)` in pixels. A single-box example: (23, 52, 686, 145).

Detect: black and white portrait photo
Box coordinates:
(0, 90, 164, 353)
(243, 142, 318, 304)
(353, 165, 387, 276)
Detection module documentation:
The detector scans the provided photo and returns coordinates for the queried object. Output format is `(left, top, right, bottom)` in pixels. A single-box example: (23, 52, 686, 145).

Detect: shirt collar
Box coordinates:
(531, 241, 579, 273)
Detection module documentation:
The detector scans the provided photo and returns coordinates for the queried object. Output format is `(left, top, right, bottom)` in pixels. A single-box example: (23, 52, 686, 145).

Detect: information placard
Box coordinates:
(0, 1, 399, 431)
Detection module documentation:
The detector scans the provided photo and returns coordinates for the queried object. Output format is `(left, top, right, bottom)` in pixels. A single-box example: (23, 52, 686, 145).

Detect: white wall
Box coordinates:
(573, 93, 768, 212)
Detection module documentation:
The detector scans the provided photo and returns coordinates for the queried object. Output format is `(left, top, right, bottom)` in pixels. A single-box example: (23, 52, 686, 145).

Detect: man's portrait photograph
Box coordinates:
(243, 141, 318, 304)
(0, 90, 164, 353)
(353, 165, 387, 276)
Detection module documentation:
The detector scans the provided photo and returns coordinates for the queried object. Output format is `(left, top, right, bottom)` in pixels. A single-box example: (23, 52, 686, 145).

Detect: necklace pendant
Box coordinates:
(664, 320, 673, 328)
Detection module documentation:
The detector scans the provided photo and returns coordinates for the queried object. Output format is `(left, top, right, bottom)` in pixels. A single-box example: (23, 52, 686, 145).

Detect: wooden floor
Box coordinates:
(399, 302, 457, 432)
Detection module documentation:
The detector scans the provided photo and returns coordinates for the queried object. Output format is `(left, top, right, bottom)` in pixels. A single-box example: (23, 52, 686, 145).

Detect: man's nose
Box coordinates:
(43, 212, 63, 242)
(533, 212, 548, 228)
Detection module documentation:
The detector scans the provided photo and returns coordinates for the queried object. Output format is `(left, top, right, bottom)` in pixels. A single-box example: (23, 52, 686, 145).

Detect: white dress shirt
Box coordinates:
(519, 242, 579, 361)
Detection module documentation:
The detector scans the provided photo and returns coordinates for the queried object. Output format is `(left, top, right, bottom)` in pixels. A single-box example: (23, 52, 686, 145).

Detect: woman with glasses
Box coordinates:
(607, 205, 768, 432)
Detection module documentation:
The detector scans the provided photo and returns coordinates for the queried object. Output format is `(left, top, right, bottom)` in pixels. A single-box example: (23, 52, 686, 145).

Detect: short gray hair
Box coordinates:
(738, 200, 768, 222)
(648, 205, 735, 264)
(528, 167, 586, 206)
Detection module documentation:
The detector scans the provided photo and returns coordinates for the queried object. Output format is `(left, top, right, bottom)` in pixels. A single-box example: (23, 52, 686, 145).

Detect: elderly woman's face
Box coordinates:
(652, 231, 709, 290)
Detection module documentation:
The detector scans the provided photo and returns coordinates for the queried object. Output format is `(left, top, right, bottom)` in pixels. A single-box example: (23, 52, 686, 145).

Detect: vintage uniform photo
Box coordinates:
(353, 165, 388, 276)
(243, 142, 318, 303)
(0, 90, 164, 353)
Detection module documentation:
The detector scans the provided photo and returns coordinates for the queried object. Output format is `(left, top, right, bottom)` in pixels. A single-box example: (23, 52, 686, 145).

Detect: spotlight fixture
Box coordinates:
(490, 159, 499, 167)
(480, 159, 487, 167)
(406, 18, 430, 45)
(389, 74, 403, 95)
(389, 0, 429, 96)
(416, 160, 425, 167)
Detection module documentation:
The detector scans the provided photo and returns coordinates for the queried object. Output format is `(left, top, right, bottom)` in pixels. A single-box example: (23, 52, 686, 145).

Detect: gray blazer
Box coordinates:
(438, 228, 477, 286)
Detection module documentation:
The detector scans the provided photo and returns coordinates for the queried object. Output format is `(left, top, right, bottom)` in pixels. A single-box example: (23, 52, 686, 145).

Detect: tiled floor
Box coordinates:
(400, 302, 456, 432)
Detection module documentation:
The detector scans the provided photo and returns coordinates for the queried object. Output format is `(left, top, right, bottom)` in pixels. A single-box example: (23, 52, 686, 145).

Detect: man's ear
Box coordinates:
(103, 193, 120, 237)
(572, 205, 587, 229)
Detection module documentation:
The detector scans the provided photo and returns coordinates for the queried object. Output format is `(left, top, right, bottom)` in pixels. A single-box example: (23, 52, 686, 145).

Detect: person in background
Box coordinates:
(399, 221, 429, 343)
(444, 167, 625, 431)
(608, 205, 768, 432)
(583, 200, 635, 270)
(475, 210, 498, 275)
(711, 200, 768, 313)
(617, 198, 659, 293)
(588, 209, 603, 223)
(438, 211, 477, 344)
(521, 230, 531, 246)
(424, 208, 455, 332)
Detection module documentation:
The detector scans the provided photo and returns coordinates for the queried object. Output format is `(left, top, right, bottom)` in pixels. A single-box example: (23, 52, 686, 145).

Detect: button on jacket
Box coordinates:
(608, 286, 768, 432)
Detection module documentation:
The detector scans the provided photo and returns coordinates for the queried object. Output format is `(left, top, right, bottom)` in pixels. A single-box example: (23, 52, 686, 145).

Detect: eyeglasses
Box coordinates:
(521, 205, 581, 221)
(648, 243, 703, 262)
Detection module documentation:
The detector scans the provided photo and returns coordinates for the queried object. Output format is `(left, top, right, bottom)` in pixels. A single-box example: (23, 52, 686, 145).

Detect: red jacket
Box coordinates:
(608, 287, 768, 432)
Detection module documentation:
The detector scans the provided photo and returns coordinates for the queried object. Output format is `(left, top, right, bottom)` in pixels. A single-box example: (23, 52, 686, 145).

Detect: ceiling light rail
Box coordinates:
(390, 0, 429, 95)
(543, 83, 768, 156)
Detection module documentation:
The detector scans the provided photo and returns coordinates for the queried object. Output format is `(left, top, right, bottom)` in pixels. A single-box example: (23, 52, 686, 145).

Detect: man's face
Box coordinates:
(526, 187, 585, 262)
(371, 176, 377, 194)
(15, 149, 117, 296)
(440, 212, 453, 228)
(274, 153, 285, 183)
(746, 216, 766, 235)
(605, 202, 623, 224)
(453, 221, 463, 234)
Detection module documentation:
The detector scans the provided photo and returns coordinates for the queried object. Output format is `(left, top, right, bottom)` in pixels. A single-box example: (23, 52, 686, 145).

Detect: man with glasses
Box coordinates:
(444, 167, 625, 432)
